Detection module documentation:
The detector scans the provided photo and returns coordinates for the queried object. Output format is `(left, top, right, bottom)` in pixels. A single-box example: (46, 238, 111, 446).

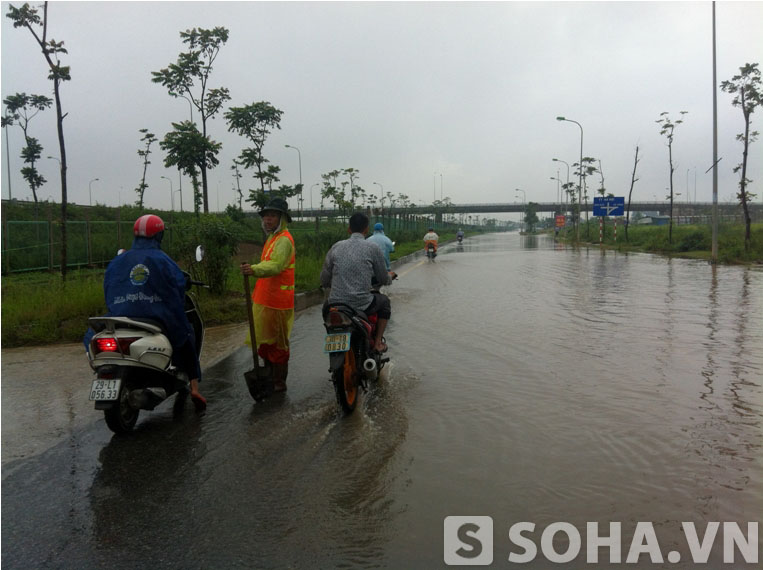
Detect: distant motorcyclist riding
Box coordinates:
(366, 222, 395, 271)
(424, 227, 439, 260)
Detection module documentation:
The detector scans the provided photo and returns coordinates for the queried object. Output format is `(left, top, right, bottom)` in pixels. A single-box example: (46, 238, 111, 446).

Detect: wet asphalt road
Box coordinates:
(2, 233, 762, 569)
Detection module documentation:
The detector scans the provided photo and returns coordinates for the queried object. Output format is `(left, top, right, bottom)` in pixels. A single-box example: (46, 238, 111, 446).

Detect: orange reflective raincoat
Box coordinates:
(248, 219, 295, 364)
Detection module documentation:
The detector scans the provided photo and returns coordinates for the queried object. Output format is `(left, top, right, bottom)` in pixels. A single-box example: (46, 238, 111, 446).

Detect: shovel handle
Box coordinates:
(243, 273, 260, 378)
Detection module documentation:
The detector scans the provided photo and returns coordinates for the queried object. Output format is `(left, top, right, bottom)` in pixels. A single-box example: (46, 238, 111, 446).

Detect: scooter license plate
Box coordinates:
(89, 379, 121, 401)
(324, 332, 350, 353)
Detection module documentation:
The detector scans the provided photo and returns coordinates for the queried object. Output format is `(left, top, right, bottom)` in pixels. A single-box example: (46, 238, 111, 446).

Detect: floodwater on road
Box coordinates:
(2, 233, 761, 569)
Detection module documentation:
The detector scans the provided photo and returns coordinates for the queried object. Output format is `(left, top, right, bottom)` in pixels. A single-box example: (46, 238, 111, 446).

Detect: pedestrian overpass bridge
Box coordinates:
(298, 201, 760, 218)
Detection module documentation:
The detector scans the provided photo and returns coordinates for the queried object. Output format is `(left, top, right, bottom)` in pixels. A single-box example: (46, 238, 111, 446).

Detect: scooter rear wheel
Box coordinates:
(104, 379, 139, 433)
(333, 348, 358, 413)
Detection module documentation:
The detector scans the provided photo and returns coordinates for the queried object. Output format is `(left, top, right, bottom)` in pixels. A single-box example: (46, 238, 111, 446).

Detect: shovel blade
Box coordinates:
(244, 367, 274, 401)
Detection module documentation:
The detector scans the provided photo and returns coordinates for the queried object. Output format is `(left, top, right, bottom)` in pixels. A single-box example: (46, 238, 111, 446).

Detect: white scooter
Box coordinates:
(86, 246, 206, 433)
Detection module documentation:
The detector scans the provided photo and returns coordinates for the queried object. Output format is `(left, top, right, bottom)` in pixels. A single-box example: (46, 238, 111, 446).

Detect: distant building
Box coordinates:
(636, 215, 670, 226)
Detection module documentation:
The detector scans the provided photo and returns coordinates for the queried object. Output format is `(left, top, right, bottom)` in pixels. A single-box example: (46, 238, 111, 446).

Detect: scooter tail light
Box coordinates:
(93, 337, 140, 354)
(327, 310, 351, 327)
(95, 338, 118, 352)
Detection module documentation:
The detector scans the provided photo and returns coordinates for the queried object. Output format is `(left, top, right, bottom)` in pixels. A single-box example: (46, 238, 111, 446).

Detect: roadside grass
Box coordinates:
(1, 269, 105, 346)
(559, 221, 763, 263)
(1, 227, 460, 347)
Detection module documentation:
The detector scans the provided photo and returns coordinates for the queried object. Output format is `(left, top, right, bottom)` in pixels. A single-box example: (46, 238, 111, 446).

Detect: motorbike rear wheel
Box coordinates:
(104, 378, 139, 433)
(333, 348, 359, 413)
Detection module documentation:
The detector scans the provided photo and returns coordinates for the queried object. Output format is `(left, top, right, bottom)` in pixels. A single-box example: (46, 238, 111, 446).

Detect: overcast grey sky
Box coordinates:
(2, 1, 762, 219)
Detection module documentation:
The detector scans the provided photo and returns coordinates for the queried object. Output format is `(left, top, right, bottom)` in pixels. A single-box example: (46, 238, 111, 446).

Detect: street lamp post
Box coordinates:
(45, 155, 61, 202)
(89, 178, 100, 207)
(556, 116, 584, 241)
(373, 181, 383, 218)
(161, 175, 174, 211)
(284, 144, 302, 219)
(310, 182, 321, 230)
(310, 183, 319, 212)
(515, 188, 526, 232)
(550, 175, 563, 215)
(552, 158, 570, 210)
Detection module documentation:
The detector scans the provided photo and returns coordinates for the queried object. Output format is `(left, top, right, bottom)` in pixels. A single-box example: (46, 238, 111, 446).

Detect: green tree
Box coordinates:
(134, 128, 156, 209)
(562, 181, 577, 229)
(160, 121, 221, 217)
(572, 157, 598, 239)
(343, 167, 361, 209)
(168, 214, 239, 295)
(225, 101, 286, 207)
(721, 62, 761, 251)
(656, 110, 688, 244)
(2, 93, 52, 206)
(151, 27, 230, 214)
(320, 169, 342, 218)
(7, 1, 71, 279)
(524, 202, 539, 233)
(264, 164, 281, 191)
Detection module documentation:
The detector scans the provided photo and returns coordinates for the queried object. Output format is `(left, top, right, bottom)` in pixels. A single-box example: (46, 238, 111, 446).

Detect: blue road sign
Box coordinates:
(593, 196, 625, 216)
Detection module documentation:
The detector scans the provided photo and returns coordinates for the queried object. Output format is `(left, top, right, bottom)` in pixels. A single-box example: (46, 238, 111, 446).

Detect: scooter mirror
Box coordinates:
(195, 245, 204, 262)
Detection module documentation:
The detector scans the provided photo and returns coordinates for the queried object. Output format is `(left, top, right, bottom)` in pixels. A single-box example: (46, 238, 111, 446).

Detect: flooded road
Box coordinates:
(2, 233, 762, 568)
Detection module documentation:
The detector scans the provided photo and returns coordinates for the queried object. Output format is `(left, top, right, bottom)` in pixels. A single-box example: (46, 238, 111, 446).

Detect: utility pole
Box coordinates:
(711, 1, 719, 262)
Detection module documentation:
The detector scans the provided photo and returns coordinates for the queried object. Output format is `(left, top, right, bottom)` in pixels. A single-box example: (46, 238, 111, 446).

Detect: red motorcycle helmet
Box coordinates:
(133, 214, 165, 237)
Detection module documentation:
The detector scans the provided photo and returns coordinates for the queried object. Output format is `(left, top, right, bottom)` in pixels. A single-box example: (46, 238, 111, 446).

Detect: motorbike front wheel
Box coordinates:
(333, 348, 359, 413)
(103, 378, 139, 433)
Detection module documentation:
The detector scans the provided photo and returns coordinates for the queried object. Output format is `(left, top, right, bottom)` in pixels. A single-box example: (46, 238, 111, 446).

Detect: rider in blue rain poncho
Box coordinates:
(83, 214, 206, 410)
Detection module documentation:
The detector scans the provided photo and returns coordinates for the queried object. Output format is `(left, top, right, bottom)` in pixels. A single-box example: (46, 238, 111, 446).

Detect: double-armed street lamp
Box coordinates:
(284, 144, 302, 219)
(556, 116, 584, 241)
(89, 178, 100, 207)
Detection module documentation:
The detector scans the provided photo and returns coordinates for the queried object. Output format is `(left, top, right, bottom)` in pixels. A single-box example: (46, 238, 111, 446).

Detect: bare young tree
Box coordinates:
(656, 110, 688, 244)
(231, 158, 243, 210)
(7, 2, 71, 279)
(625, 146, 640, 242)
(573, 157, 597, 239)
(225, 101, 284, 209)
(721, 62, 761, 251)
(2, 92, 53, 206)
(152, 27, 231, 213)
(134, 128, 156, 209)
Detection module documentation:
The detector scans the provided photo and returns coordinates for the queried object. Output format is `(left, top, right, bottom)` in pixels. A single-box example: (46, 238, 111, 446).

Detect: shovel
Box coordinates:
(243, 273, 273, 400)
